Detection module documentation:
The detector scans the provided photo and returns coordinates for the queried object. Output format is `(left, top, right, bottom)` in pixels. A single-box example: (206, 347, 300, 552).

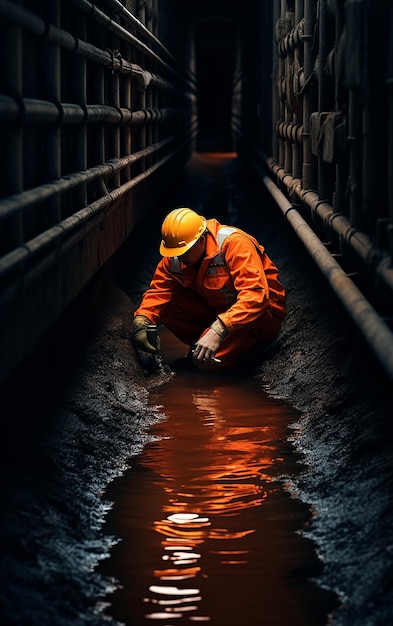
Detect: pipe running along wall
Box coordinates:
(263, 169, 393, 382)
(234, 0, 393, 381)
(0, 0, 196, 381)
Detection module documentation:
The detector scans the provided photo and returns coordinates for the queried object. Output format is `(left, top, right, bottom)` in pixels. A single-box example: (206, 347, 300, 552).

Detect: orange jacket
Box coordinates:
(135, 218, 286, 332)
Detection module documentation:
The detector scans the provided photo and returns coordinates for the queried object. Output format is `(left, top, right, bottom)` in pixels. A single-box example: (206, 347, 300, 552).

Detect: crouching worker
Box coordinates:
(132, 207, 286, 372)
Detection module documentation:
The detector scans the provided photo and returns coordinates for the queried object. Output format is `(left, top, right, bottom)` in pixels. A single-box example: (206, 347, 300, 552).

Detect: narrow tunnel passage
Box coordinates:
(99, 153, 341, 624)
(1, 152, 392, 626)
(112, 151, 393, 626)
(1, 0, 393, 623)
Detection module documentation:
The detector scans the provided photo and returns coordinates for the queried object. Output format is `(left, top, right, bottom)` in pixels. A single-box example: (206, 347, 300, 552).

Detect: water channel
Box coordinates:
(99, 332, 335, 625)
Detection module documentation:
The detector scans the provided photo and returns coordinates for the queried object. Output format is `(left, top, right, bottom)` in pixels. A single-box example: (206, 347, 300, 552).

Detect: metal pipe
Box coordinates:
(361, 1, 378, 232)
(278, 21, 304, 57)
(317, 0, 333, 201)
(4, 7, 23, 245)
(91, 25, 107, 194)
(275, 120, 303, 144)
(0, 1, 183, 93)
(146, 82, 154, 169)
(276, 0, 288, 168)
(234, 135, 393, 380)
(268, 156, 393, 295)
(97, 0, 193, 82)
(107, 27, 121, 189)
(271, 0, 280, 163)
(69, 0, 195, 90)
(261, 169, 393, 382)
(293, 0, 304, 181)
(137, 34, 148, 177)
(0, 135, 177, 222)
(74, 14, 88, 207)
(122, 54, 132, 184)
(302, 0, 317, 190)
(332, 0, 346, 215)
(345, 0, 363, 229)
(0, 140, 188, 285)
(269, 159, 377, 262)
(0, 96, 176, 127)
(45, 0, 61, 224)
(283, 6, 293, 176)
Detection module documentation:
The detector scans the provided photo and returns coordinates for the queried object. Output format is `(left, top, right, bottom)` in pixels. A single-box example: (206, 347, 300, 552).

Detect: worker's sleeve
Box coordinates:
(134, 259, 181, 323)
(217, 235, 270, 332)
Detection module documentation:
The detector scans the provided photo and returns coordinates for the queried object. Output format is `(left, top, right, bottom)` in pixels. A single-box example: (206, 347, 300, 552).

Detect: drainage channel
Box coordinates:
(99, 332, 335, 626)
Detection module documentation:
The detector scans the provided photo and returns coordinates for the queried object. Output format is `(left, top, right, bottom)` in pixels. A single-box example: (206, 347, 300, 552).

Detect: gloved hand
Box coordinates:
(132, 315, 161, 354)
(192, 318, 228, 370)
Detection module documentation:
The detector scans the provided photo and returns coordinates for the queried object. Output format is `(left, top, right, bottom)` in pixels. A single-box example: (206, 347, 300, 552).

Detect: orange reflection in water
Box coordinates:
(100, 361, 335, 626)
(138, 375, 291, 624)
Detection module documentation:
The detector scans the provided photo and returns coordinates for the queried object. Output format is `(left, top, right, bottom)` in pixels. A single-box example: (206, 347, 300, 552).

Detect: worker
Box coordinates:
(132, 207, 286, 372)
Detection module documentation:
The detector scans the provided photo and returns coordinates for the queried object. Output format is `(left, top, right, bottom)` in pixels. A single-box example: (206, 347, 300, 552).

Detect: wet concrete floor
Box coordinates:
(99, 330, 336, 625)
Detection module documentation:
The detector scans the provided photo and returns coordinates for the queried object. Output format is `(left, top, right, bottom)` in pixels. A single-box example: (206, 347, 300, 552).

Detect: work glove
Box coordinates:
(132, 315, 161, 354)
(192, 318, 228, 370)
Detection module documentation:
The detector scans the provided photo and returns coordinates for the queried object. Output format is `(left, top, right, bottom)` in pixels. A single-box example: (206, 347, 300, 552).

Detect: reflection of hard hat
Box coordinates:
(160, 208, 207, 257)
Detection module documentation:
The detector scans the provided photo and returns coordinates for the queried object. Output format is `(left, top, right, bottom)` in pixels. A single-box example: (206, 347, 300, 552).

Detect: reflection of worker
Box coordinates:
(132, 208, 286, 372)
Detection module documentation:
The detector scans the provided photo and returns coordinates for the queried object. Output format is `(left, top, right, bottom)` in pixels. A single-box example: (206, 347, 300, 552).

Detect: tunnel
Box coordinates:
(0, 1, 393, 625)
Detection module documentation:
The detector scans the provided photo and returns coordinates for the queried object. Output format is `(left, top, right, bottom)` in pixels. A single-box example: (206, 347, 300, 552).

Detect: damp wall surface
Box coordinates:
(0, 154, 393, 626)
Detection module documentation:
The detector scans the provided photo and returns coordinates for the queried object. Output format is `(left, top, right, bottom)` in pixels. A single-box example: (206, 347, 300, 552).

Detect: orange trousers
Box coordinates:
(159, 287, 283, 370)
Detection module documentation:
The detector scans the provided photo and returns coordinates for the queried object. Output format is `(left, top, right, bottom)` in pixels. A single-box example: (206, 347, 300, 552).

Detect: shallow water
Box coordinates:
(99, 333, 335, 626)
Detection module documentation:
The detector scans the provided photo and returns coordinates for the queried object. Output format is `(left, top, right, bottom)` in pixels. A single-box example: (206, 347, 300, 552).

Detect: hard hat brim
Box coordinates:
(159, 238, 197, 257)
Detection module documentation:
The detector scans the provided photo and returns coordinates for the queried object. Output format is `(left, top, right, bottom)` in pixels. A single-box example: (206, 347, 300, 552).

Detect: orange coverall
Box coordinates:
(135, 218, 286, 368)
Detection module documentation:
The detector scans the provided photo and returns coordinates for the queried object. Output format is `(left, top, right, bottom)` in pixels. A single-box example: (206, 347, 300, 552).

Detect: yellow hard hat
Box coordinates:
(159, 208, 207, 257)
